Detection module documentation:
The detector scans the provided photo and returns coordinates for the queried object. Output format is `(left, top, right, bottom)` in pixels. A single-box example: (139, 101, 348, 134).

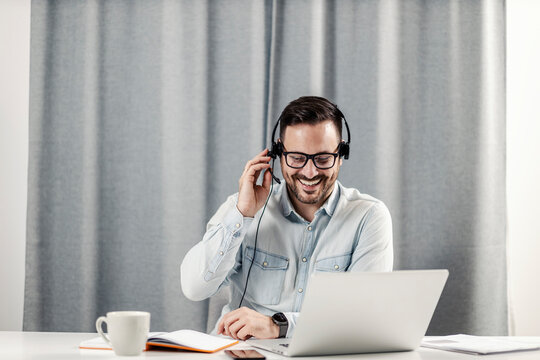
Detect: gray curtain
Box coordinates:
(25, 0, 506, 335)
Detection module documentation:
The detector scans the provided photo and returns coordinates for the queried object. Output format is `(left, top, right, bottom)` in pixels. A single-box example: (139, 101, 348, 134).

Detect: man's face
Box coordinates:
(280, 120, 343, 208)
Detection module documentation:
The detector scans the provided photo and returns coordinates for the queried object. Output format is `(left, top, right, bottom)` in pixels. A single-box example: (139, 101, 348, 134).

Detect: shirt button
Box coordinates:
(302, 257, 307, 262)
(334, 265, 339, 270)
(263, 261, 268, 267)
(235, 223, 240, 228)
(298, 288, 303, 293)
(307, 226, 312, 231)
(219, 251, 224, 256)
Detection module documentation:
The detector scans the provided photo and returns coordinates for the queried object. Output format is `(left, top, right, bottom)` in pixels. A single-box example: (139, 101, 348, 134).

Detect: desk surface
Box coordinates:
(1, 331, 540, 360)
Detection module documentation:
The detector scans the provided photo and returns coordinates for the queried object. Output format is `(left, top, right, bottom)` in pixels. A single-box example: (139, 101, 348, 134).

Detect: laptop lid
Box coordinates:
(250, 270, 448, 357)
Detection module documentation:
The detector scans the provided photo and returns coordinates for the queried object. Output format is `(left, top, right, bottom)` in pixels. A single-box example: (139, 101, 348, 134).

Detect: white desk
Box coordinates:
(1, 332, 540, 360)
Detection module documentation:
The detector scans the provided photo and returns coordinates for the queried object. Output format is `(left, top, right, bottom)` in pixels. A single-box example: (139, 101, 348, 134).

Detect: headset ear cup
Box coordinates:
(275, 142, 283, 158)
(339, 142, 350, 160)
(268, 144, 276, 159)
(270, 142, 283, 159)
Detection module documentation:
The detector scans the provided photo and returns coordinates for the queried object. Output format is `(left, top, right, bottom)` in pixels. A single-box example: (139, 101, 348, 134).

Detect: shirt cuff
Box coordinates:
(283, 312, 299, 338)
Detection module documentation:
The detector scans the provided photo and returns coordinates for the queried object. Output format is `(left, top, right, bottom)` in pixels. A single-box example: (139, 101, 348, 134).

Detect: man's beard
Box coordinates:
(285, 174, 334, 205)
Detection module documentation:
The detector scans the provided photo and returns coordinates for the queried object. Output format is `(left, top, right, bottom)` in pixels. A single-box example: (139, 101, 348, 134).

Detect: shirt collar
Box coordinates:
(280, 184, 295, 218)
(279, 180, 341, 219)
(320, 180, 340, 216)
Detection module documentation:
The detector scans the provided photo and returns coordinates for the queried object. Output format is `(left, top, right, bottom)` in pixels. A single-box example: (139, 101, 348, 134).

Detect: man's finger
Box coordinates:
(245, 163, 271, 175)
(243, 153, 271, 172)
(262, 167, 273, 190)
(228, 318, 246, 340)
(217, 311, 233, 335)
(244, 158, 271, 173)
(242, 163, 271, 184)
(252, 163, 273, 185)
(237, 326, 253, 341)
(222, 318, 233, 337)
(217, 318, 226, 335)
(222, 311, 241, 338)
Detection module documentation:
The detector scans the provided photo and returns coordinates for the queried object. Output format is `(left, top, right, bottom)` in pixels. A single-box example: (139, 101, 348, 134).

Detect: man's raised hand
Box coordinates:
(236, 149, 273, 218)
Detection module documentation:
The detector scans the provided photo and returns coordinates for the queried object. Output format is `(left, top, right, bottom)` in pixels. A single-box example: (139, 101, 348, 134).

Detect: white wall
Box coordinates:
(0, 0, 539, 334)
(506, 0, 540, 336)
(0, 0, 30, 331)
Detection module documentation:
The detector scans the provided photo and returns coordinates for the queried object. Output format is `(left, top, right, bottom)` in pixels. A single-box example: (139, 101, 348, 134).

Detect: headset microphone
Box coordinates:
(268, 168, 281, 184)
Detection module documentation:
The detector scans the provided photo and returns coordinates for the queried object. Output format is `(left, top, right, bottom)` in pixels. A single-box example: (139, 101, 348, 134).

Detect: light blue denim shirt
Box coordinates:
(181, 180, 393, 337)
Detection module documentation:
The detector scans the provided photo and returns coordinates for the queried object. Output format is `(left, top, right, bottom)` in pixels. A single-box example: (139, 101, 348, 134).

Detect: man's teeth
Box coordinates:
(299, 179, 321, 186)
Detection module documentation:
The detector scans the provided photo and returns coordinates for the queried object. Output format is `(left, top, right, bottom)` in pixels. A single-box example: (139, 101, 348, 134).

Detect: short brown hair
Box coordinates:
(278, 96, 343, 140)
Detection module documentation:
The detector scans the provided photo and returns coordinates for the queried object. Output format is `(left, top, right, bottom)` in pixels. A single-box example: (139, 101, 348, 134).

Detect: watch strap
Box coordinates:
(272, 312, 288, 338)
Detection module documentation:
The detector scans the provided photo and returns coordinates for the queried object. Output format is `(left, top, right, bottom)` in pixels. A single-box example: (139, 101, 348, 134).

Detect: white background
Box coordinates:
(0, 0, 30, 331)
(506, 0, 540, 336)
(1, 0, 539, 334)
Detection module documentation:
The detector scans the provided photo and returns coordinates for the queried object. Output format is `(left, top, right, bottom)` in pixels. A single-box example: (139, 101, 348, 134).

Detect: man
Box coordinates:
(181, 96, 393, 341)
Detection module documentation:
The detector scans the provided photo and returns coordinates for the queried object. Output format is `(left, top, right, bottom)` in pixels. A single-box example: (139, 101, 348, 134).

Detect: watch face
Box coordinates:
(272, 312, 287, 324)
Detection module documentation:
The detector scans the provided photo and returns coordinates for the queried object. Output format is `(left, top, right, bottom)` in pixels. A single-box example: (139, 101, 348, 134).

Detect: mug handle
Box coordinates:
(96, 316, 113, 348)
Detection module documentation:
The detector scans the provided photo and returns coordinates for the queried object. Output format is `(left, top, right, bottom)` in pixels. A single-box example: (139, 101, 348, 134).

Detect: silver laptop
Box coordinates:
(247, 270, 448, 357)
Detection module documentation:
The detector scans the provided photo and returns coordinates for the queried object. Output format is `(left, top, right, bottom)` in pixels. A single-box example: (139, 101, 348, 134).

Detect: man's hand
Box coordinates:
(237, 149, 273, 218)
(217, 307, 279, 340)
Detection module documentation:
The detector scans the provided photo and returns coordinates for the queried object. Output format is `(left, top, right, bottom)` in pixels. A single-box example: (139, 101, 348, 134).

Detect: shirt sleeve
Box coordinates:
(283, 312, 299, 338)
(180, 194, 254, 301)
(349, 201, 394, 272)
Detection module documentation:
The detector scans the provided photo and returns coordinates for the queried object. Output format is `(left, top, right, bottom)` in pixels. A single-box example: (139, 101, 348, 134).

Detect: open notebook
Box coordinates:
(80, 329, 238, 353)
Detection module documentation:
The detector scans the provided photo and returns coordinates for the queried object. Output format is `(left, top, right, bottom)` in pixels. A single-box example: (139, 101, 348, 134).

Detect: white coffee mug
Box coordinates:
(96, 311, 150, 356)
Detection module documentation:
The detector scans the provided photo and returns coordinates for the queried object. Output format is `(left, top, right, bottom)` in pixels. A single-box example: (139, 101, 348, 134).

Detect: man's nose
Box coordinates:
(300, 159, 318, 179)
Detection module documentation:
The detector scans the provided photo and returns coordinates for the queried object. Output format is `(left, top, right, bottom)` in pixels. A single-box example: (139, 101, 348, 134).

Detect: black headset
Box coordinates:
(267, 108, 351, 164)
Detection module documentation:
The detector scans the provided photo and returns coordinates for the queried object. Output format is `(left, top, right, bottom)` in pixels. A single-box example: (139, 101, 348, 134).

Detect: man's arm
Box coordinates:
(181, 149, 273, 300)
(180, 195, 252, 301)
(349, 201, 393, 272)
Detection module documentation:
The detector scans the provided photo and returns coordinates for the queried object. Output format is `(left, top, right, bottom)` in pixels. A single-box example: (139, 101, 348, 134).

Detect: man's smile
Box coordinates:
(298, 177, 322, 190)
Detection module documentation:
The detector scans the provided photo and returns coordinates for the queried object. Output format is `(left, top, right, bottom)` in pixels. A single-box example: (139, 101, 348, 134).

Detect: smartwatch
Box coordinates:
(271, 312, 288, 338)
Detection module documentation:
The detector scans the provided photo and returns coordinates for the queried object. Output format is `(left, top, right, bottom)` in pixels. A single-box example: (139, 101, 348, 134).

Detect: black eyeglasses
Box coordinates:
(283, 150, 339, 169)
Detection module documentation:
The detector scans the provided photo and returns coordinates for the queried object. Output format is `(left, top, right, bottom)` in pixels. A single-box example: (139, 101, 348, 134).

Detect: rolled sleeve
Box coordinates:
(283, 312, 299, 338)
(181, 194, 253, 300)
